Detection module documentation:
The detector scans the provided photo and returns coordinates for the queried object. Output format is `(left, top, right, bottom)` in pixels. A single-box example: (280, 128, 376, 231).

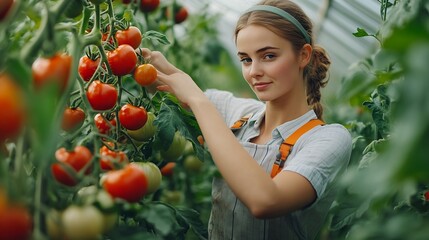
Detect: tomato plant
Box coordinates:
(160, 162, 176, 177)
(115, 26, 142, 49)
(0, 0, 13, 21)
(160, 131, 187, 161)
(61, 107, 85, 132)
(78, 56, 100, 82)
(86, 80, 118, 111)
(32, 54, 72, 92)
(0, 73, 26, 142)
(0, 204, 32, 240)
(140, 0, 160, 13)
(99, 143, 129, 170)
(51, 146, 93, 186)
(94, 113, 117, 135)
(134, 162, 162, 194)
(134, 63, 157, 86)
(102, 163, 148, 202)
(107, 44, 138, 76)
(127, 111, 157, 142)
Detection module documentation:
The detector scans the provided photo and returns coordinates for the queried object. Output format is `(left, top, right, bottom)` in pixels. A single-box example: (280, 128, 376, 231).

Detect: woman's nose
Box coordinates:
(249, 61, 263, 78)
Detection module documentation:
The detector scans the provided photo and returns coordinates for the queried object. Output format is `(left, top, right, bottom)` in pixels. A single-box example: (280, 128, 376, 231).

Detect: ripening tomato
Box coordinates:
(102, 163, 148, 202)
(78, 56, 100, 82)
(86, 80, 118, 111)
(174, 6, 188, 24)
(0, 0, 13, 21)
(61, 107, 85, 132)
(32, 54, 72, 92)
(424, 191, 429, 201)
(0, 73, 26, 142)
(134, 162, 162, 194)
(115, 26, 142, 49)
(0, 204, 32, 240)
(107, 45, 138, 76)
(94, 113, 116, 135)
(118, 104, 147, 130)
(51, 146, 93, 186)
(127, 112, 157, 142)
(160, 162, 176, 177)
(160, 131, 187, 161)
(99, 143, 129, 170)
(134, 63, 157, 86)
(140, 0, 159, 12)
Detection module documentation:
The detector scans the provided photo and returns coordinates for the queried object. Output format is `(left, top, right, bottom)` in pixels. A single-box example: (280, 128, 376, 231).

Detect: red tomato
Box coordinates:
(99, 143, 129, 171)
(61, 107, 85, 132)
(51, 146, 93, 186)
(107, 45, 138, 76)
(425, 191, 429, 201)
(134, 63, 157, 86)
(78, 56, 100, 82)
(122, 0, 133, 4)
(32, 54, 72, 92)
(86, 80, 118, 111)
(118, 104, 147, 130)
(0, 0, 13, 21)
(102, 163, 148, 202)
(160, 162, 176, 177)
(174, 7, 188, 24)
(0, 73, 26, 142)
(0, 204, 32, 240)
(115, 26, 142, 49)
(140, 0, 160, 12)
(94, 113, 116, 135)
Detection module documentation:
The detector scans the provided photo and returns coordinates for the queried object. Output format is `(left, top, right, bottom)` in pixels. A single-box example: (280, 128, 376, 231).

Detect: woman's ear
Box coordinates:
(299, 44, 312, 68)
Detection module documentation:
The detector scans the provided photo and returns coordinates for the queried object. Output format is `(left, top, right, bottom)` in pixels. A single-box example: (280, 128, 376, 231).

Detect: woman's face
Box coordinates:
(236, 24, 306, 102)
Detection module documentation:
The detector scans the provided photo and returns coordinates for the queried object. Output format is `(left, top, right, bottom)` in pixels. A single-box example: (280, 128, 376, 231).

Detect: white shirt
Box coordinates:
(205, 89, 352, 240)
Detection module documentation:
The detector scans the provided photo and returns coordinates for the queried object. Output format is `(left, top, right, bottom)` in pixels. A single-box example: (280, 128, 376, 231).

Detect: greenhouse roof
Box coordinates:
(181, 0, 382, 79)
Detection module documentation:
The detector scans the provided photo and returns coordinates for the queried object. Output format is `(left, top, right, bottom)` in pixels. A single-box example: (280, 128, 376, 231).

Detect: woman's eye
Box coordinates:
(263, 54, 275, 60)
(240, 58, 252, 63)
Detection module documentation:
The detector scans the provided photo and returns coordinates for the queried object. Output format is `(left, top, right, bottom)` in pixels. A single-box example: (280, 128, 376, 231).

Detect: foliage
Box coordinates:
(326, 0, 429, 239)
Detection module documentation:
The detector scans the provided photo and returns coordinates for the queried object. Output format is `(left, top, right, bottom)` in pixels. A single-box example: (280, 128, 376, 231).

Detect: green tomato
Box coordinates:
(133, 162, 162, 194)
(183, 155, 203, 172)
(127, 112, 157, 142)
(161, 131, 187, 161)
(62, 205, 104, 240)
(161, 190, 183, 205)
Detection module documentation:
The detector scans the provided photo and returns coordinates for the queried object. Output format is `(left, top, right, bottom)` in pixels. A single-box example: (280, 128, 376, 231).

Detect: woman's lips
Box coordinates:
(253, 82, 271, 91)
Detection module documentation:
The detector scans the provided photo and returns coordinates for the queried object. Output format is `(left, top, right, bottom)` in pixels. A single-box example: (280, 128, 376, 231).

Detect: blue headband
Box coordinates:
(243, 5, 311, 44)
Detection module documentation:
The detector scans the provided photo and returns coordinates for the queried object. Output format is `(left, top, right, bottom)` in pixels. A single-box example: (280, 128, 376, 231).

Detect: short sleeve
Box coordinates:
(283, 124, 352, 200)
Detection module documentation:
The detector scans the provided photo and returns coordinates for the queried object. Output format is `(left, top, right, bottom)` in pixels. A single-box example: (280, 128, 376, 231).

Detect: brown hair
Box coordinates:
(234, 0, 330, 119)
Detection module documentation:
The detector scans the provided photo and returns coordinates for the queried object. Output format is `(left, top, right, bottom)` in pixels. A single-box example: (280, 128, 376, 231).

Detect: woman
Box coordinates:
(142, 0, 352, 239)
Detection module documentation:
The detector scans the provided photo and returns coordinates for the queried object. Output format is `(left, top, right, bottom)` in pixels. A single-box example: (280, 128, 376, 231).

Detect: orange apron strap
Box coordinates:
(270, 119, 324, 178)
(230, 114, 253, 130)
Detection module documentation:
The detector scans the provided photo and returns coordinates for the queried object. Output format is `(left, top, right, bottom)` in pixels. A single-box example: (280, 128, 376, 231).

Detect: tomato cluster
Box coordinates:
(51, 146, 93, 186)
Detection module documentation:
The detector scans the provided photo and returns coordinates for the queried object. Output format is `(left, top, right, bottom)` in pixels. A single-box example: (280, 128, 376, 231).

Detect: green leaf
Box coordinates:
(140, 203, 176, 236)
(352, 27, 370, 38)
(175, 207, 208, 240)
(153, 95, 212, 162)
(143, 30, 171, 45)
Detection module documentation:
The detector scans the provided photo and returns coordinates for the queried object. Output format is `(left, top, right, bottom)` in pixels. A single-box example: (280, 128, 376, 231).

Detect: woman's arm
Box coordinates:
(145, 49, 317, 218)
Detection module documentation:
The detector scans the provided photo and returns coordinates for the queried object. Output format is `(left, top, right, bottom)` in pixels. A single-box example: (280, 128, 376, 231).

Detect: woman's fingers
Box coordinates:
(136, 48, 180, 75)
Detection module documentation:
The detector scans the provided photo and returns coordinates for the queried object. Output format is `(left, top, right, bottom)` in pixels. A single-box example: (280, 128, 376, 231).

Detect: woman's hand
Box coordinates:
(137, 48, 206, 107)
